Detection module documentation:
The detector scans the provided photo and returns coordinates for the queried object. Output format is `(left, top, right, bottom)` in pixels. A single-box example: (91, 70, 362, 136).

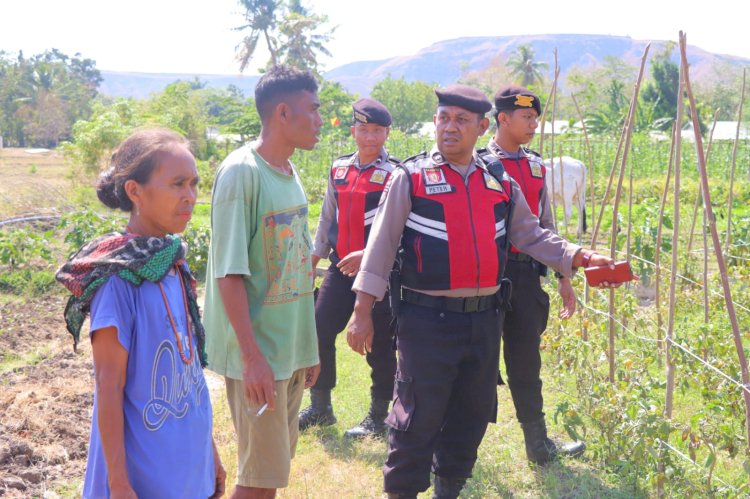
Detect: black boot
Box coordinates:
(298, 388, 336, 431)
(520, 417, 586, 465)
(432, 475, 467, 499)
(388, 494, 417, 499)
(344, 397, 390, 439)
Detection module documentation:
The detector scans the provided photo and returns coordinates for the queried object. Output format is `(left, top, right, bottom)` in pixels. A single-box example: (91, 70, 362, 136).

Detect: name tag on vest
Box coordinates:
(425, 184, 453, 195)
(529, 163, 543, 178)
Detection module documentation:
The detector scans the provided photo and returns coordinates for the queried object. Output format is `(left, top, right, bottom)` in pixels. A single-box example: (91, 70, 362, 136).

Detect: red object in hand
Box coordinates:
(584, 261, 635, 286)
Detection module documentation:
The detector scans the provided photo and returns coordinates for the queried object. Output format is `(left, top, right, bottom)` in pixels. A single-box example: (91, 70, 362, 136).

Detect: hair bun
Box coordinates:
(95, 166, 122, 209)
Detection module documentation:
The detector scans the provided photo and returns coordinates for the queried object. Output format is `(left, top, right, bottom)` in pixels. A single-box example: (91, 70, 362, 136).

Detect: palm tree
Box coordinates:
(507, 44, 548, 87)
(235, 0, 281, 72)
(277, 11, 334, 75)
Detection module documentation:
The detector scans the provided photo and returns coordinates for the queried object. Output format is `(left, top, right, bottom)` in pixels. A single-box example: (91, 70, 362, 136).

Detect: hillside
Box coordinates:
(99, 34, 750, 98)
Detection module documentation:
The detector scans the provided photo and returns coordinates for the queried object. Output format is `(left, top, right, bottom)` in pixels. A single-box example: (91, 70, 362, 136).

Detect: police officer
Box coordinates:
(346, 84, 617, 499)
(484, 84, 586, 464)
(299, 98, 398, 439)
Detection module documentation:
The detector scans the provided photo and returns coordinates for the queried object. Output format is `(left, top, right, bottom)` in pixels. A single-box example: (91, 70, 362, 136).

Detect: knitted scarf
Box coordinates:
(55, 232, 207, 367)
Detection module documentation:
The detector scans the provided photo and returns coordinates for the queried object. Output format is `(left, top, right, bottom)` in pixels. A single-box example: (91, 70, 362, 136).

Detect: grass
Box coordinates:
(207, 322, 649, 498)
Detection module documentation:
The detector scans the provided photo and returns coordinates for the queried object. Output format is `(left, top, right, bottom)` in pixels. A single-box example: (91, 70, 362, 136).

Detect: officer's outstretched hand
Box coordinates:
(579, 251, 639, 288)
(557, 277, 576, 319)
(348, 292, 376, 355)
(338, 250, 364, 278)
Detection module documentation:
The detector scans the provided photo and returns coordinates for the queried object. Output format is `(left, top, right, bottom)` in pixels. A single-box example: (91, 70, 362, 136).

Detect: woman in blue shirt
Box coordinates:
(57, 128, 225, 498)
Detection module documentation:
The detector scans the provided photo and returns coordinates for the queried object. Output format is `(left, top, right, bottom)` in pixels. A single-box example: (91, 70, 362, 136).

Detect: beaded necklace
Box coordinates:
(158, 266, 194, 365)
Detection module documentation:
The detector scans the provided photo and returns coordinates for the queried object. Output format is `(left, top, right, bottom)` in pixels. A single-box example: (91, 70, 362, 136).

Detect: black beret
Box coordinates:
(494, 85, 542, 115)
(352, 98, 392, 127)
(434, 84, 492, 115)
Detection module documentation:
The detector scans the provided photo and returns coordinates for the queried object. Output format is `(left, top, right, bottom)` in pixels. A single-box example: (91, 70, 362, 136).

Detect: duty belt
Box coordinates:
(507, 252, 548, 276)
(401, 288, 498, 313)
(508, 252, 533, 262)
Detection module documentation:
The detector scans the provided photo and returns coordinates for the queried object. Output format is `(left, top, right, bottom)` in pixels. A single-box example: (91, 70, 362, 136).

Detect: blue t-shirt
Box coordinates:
(82, 270, 214, 499)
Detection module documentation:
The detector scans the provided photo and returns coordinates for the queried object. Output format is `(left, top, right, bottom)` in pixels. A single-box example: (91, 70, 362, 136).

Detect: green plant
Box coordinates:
(58, 209, 126, 256)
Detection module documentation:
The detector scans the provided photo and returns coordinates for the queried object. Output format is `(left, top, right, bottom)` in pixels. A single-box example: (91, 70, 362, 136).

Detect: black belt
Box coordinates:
(508, 252, 533, 262)
(507, 253, 548, 276)
(401, 288, 498, 313)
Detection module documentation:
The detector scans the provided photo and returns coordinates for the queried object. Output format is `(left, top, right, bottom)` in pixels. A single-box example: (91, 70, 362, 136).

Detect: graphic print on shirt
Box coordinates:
(143, 337, 207, 431)
(262, 205, 314, 304)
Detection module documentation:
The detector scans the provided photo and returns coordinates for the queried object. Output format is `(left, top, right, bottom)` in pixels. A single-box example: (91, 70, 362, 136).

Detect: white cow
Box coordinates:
(543, 156, 588, 237)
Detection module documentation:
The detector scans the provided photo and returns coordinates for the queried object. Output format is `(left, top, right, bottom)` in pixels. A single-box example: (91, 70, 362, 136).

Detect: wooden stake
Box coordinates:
(680, 31, 750, 464)
(686, 109, 719, 255)
(591, 118, 626, 249)
(726, 68, 746, 250)
(655, 124, 676, 351)
(606, 42, 651, 383)
(571, 93, 596, 239)
(665, 56, 684, 421)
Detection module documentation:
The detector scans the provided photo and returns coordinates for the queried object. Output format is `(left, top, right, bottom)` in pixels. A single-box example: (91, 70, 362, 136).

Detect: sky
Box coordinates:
(1, 0, 749, 75)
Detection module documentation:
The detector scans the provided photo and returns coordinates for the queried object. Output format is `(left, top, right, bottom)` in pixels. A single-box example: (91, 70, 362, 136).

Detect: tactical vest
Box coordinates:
(484, 145, 546, 254)
(327, 153, 397, 262)
(399, 151, 512, 290)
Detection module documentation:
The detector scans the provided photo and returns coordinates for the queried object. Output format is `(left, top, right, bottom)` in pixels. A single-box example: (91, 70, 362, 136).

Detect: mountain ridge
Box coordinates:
(99, 34, 750, 99)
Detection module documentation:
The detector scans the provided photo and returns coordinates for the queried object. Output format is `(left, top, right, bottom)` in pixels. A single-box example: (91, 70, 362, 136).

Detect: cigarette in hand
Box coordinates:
(256, 403, 269, 416)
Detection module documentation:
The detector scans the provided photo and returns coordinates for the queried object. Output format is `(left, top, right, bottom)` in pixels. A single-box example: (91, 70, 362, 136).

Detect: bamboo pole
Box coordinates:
(559, 146, 567, 237)
(655, 124, 676, 351)
(591, 117, 627, 249)
(537, 59, 560, 166)
(606, 43, 651, 384)
(571, 93, 596, 236)
(726, 68, 746, 250)
(548, 50, 560, 231)
(686, 109, 719, 255)
(572, 93, 595, 341)
(680, 31, 750, 464)
(665, 59, 684, 421)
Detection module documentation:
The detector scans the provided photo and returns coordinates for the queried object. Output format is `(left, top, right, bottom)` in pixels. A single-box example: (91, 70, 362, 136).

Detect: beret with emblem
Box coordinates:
(352, 98, 392, 127)
(494, 85, 542, 115)
(434, 84, 492, 115)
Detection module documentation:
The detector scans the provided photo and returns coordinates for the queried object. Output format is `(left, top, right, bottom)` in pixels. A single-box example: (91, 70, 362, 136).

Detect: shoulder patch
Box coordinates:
(332, 152, 356, 168)
(523, 147, 542, 159)
(369, 169, 388, 185)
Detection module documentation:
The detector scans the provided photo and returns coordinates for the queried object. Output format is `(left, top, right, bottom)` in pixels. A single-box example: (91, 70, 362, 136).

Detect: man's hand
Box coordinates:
(557, 277, 576, 320)
(348, 310, 374, 355)
(242, 350, 276, 410)
(305, 363, 321, 388)
(337, 250, 364, 277)
(576, 251, 630, 288)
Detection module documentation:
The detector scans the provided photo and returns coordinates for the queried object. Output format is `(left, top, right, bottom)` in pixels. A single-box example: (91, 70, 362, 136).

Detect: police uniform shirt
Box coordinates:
(312, 148, 391, 259)
(352, 146, 582, 300)
(486, 139, 556, 233)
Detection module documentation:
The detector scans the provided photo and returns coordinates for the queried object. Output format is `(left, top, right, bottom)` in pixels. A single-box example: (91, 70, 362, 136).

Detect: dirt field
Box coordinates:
(0, 292, 92, 497)
(0, 148, 74, 219)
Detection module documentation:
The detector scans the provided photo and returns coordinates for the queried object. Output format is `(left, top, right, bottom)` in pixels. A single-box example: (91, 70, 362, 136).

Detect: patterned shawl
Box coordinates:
(55, 232, 207, 367)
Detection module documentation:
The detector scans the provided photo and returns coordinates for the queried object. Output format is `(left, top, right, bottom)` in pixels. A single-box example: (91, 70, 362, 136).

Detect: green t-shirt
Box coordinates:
(203, 143, 319, 380)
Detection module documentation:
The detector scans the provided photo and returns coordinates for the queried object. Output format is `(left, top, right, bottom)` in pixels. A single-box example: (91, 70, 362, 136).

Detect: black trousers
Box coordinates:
(502, 259, 551, 424)
(313, 263, 396, 401)
(383, 301, 502, 494)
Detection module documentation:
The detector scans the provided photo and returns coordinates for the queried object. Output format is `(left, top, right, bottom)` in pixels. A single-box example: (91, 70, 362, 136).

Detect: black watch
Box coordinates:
(554, 271, 564, 280)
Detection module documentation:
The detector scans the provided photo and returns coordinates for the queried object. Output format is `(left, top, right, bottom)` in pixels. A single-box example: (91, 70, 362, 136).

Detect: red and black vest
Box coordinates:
(327, 152, 397, 262)
(399, 150, 512, 290)
(486, 141, 546, 254)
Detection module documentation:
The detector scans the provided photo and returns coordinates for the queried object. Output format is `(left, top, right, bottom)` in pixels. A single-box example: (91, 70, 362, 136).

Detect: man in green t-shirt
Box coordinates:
(203, 65, 323, 498)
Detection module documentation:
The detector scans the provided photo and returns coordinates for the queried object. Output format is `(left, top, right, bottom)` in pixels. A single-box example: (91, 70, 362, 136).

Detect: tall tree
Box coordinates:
(277, 10, 334, 75)
(371, 76, 436, 134)
(235, 0, 281, 72)
(234, 0, 334, 74)
(642, 42, 679, 123)
(507, 44, 548, 87)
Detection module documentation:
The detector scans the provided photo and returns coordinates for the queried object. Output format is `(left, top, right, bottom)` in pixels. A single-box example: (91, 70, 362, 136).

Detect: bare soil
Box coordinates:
(0, 292, 93, 497)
